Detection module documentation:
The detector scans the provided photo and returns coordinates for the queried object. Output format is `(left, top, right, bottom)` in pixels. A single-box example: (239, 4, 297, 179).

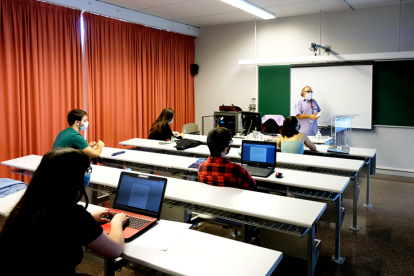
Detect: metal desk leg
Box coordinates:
(104, 259, 116, 276)
(363, 158, 373, 208)
(307, 226, 315, 276)
(331, 194, 345, 264)
(87, 189, 98, 205)
(349, 173, 361, 231)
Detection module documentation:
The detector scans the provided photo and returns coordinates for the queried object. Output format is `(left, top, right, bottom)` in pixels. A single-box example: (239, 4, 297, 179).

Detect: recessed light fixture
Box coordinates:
(221, 0, 275, 20)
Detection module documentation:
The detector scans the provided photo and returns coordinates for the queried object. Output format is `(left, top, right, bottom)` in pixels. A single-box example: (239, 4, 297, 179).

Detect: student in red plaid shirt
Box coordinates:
(198, 127, 257, 191)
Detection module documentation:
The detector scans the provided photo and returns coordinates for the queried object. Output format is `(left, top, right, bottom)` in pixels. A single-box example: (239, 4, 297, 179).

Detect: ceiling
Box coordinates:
(97, 0, 412, 27)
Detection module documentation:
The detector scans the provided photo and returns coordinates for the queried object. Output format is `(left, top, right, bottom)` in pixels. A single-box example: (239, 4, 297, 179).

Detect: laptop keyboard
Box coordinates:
(243, 165, 274, 177)
(112, 213, 151, 230)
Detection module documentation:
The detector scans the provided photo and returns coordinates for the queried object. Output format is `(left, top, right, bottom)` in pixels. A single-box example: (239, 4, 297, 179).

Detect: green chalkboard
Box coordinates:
(258, 61, 414, 127)
(373, 60, 414, 127)
(258, 65, 290, 117)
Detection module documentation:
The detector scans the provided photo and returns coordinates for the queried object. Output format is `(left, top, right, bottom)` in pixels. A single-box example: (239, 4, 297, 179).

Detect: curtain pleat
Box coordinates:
(0, 0, 83, 179)
(83, 13, 195, 148)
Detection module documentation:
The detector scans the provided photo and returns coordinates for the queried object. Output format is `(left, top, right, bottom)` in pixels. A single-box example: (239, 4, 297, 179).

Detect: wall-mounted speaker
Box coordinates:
(190, 64, 199, 75)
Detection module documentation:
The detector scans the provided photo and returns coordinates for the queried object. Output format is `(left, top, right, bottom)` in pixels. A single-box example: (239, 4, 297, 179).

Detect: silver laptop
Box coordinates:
(241, 140, 276, 178)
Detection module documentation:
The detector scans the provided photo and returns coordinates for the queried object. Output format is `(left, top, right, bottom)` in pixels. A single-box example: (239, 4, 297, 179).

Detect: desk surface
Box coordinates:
(120, 138, 364, 172)
(184, 134, 376, 158)
(123, 229, 282, 276)
(1, 155, 327, 228)
(185, 133, 332, 145)
(91, 165, 326, 228)
(102, 147, 349, 193)
(86, 204, 283, 276)
(1, 155, 42, 171)
(0, 190, 25, 216)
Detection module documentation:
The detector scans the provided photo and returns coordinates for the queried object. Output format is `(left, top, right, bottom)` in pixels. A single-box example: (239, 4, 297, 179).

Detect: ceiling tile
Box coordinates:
(100, 0, 194, 11)
(96, 0, 411, 27)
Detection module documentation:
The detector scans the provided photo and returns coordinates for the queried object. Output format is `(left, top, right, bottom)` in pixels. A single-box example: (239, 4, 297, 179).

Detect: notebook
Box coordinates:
(101, 172, 168, 241)
(240, 140, 277, 178)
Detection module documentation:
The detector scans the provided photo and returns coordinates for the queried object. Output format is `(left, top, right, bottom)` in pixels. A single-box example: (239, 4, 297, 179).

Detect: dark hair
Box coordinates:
(68, 109, 87, 126)
(207, 127, 232, 157)
(150, 108, 175, 135)
(280, 116, 300, 138)
(0, 148, 90, 256)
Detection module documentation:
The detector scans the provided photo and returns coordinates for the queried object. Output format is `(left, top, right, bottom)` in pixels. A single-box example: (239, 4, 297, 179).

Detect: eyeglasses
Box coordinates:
(85, 167, 92, 175)
(304, 91, 313, 93)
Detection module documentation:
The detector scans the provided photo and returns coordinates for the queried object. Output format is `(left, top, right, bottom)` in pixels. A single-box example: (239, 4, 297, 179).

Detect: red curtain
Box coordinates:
(0, 0, 84, 179)
(83, 13, 195, 148)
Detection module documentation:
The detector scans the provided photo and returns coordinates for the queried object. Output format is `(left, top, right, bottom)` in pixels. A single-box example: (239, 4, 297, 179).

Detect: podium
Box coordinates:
(323, 114, 360, 154)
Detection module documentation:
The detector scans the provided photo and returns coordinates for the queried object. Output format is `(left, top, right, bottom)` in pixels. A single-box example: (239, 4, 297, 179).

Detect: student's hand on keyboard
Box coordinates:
(111, 213, 129, 226)
(91, 209, 114, 223)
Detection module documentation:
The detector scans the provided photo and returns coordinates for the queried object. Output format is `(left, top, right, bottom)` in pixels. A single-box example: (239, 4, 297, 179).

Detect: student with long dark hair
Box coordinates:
(277, 116, 317, 154)
(149, 108, 180, 141)
(0, 148, 128, 275)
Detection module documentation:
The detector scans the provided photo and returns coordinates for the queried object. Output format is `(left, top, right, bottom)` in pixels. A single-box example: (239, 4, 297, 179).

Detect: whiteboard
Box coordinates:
(290, 65, 373, 129)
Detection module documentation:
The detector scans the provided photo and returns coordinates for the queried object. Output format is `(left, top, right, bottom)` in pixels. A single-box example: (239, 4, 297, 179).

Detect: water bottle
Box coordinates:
(316, 130, 322, 140)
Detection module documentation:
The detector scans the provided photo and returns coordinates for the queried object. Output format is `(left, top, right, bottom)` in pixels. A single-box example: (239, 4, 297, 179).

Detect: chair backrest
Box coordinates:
(182, 123, 200, 134)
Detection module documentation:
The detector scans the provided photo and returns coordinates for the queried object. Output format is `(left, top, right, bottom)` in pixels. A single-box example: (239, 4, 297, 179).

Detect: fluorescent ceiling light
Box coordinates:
(222, 0, 275, 20)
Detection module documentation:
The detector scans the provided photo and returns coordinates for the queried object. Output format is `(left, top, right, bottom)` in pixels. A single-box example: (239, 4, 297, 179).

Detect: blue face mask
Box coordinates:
(168, 118, 173, 124)
(84, 173, 91, 188)
(79, 121, 89, 131)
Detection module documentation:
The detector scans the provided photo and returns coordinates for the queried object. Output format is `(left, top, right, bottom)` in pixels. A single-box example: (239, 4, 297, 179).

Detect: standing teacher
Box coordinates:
(293, 86, 321, 135)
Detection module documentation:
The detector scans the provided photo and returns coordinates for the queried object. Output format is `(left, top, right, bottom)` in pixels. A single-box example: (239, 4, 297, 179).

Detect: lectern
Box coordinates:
(323, 114, 360, 154)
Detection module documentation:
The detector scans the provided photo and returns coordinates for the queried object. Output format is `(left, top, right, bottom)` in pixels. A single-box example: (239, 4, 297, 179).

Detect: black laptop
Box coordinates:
(240, 140, 277, 178)
(101, 172, 167, 241)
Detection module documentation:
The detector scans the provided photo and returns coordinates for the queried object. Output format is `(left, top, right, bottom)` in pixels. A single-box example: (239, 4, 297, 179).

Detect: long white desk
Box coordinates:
(184, 134, 332, 145)
(121, 229, 282, 276)
(100, 147, 349, 194)
(84, 204, 283, 276)
(1, 155, 326, 275)
(185, 134, 377, 208)
(1, 157, 325, 228)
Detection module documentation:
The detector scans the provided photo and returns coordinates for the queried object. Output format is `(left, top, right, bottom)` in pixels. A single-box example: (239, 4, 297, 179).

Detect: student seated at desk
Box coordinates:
(198, 127, 256, 191)
(0, 148, 128, 275)
(277, 116, 316, 154)
(52, 109, 104, 158)
(149, 108, 181, 141)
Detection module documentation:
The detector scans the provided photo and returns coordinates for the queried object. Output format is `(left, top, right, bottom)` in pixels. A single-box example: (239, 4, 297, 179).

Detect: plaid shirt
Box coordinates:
(198, 157, 257, 191)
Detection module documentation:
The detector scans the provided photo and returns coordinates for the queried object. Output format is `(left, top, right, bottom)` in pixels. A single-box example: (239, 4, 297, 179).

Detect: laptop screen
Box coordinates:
(242, 141, 276, 166)
(114, 173, 167, 216)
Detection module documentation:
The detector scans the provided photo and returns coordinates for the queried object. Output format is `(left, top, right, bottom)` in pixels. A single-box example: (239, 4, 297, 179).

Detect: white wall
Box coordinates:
(194, 3, 414, 173)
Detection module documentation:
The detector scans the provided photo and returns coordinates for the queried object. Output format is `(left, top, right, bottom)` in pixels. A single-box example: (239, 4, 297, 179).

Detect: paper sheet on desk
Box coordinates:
(305, 145, 329, 152)
(128, 219, 192, 251)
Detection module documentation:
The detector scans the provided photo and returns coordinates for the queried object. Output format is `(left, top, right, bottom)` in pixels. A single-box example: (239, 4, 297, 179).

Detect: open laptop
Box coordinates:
(101, 171, 167, 241)
(241, 140, 277, 178)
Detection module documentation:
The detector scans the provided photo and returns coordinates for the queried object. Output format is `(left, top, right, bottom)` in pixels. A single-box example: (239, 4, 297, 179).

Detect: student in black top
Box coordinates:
(149, 107, 180, 141)
(0, 148, 128, 275)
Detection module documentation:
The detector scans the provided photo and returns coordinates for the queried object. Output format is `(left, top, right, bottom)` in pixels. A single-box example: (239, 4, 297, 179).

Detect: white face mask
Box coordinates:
(79, 121, 89, 131)
(305, 93, 312, 101)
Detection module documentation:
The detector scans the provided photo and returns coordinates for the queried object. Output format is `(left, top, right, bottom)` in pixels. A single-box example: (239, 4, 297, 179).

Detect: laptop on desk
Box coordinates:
(241, 140, 277, 178)
(101, 172, 167, 241)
